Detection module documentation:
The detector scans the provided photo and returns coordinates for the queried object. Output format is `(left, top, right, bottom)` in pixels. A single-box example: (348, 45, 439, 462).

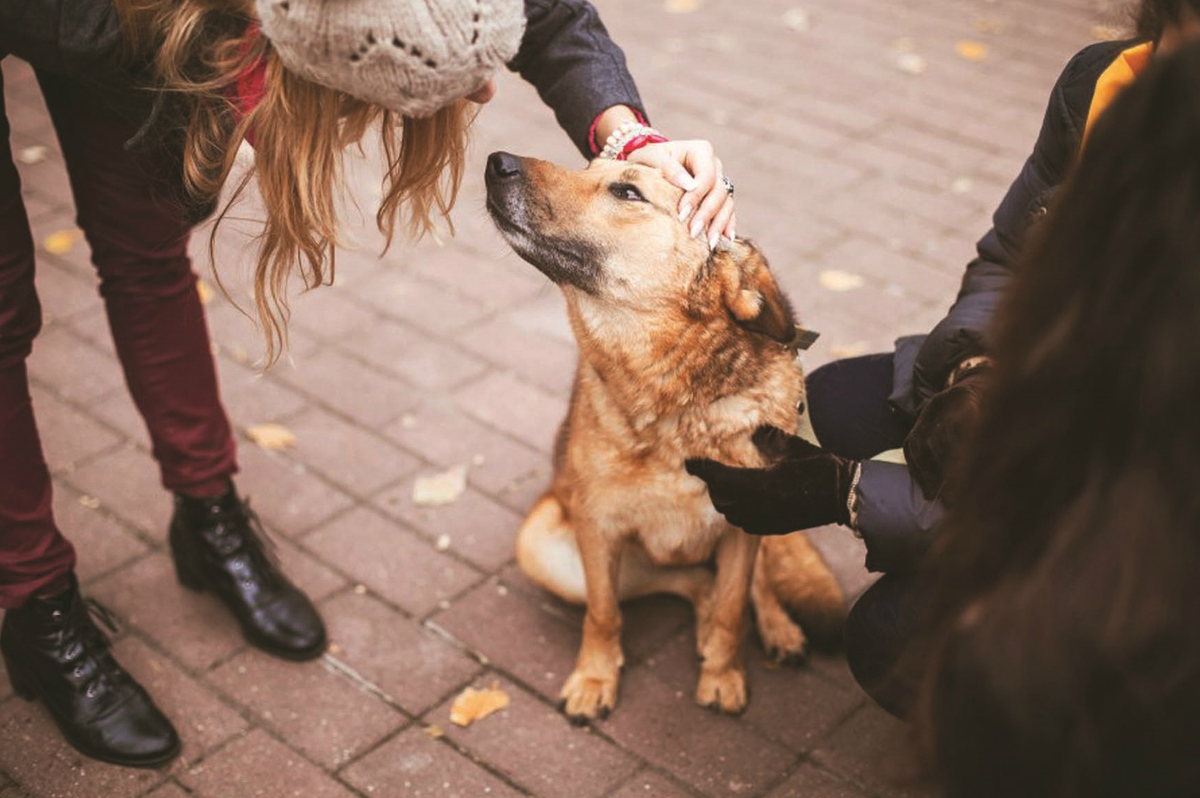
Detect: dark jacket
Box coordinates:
(0, 0, 644, 176)
(856, 39, 1140, 574)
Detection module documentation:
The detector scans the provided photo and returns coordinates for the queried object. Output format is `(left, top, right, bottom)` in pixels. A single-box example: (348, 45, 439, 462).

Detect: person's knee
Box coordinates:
(845, 575, 922, 718)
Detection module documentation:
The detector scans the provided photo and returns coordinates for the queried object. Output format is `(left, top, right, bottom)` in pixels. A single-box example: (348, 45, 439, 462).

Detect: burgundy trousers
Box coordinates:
(0, 63, 239, 608)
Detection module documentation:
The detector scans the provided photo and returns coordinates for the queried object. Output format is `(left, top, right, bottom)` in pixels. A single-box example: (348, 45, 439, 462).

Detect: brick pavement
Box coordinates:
(1, 0, 1120, 795)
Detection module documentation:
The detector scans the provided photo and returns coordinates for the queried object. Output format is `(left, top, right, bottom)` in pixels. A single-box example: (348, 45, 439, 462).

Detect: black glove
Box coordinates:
(903, 363, 991, 504)
(685, 426, 858, 536)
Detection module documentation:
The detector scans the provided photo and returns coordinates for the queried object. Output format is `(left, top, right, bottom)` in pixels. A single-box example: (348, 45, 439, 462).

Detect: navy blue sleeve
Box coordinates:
(854, 461, 945, 574)
(509, 0, 647, 159)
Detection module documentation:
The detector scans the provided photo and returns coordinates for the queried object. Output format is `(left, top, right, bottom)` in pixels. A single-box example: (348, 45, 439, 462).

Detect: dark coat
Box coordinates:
(0, 0, 644, 180)
(856, 39, 1141, 574)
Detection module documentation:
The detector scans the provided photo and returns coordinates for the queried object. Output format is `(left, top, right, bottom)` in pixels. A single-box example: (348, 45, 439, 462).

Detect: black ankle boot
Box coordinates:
(169, 487, 326, 661)
(0, 575, 180, 768)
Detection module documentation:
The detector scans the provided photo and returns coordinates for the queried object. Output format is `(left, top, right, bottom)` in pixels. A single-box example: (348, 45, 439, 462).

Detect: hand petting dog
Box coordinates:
(687, 426, 860, 535)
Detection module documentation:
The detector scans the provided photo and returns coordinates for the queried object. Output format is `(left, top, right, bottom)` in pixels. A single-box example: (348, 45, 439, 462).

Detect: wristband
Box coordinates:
(599, 122, 668, 160)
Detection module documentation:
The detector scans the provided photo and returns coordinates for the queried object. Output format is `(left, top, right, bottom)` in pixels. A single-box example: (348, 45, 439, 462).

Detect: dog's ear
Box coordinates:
(715, 239, 797, 344)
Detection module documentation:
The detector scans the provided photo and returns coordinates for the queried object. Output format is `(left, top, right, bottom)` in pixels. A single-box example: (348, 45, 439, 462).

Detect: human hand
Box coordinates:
(627, 139, 735, 249)
(903, 361, 992, 503)
(685, 426, 859, 536)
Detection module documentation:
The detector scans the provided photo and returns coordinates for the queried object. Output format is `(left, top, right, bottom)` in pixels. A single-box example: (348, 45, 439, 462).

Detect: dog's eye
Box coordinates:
(609, 183, 647, 203)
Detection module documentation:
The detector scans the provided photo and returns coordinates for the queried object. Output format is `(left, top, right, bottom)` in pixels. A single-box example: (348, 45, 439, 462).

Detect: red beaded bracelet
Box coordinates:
(616, 133, 670, 161)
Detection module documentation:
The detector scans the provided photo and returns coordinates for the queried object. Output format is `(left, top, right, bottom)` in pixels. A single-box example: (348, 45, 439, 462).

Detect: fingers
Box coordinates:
(687, 157, 730, 248)
(751, 426, 821, 461)
(709, 195, 736, 248)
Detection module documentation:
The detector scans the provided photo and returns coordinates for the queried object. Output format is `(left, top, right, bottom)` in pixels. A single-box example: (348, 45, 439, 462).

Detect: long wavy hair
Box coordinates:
(1135, 0, 1200, 38)
(910, 39, 1200, 798)
(113, 0, 474, 361)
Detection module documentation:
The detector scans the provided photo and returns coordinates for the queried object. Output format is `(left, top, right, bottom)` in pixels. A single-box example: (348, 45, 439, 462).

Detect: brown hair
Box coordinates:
(114, 0, 474, 361)
(1135, 0, 1200, 39)
(910, 39, 1200, 798)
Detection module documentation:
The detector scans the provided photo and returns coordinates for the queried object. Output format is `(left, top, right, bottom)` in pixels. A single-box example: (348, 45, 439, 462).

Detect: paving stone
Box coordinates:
(109, 637, 249, 770)
(339, 318, 487, 393)
(596, 656, 797, 798)
(142, 783, 192, 798)
(339, 726, 525, 798)
(287, 282, 381, 343)
(208, 650, 405, 769)
(65, 446, 172, 541)
(407, 242, 546, 310)
(210, 356, 311, 430)
(374, 478, 523, 572)
(27, 326, 125, 404)
(456, 314, 578, 395)
(381, 399, 549, 511)
(180, 729, 357, 798)
(29, 385, 122, 472)
(606, 771, 698, 798)
(322, 589, 481, 715)
(204, 299, 321, 369)
(765, 764, 873, 798)
(343, 268, 492, 336)
(810, 704, 936, 798)
(453, 371, 568, 454)
(272, 347, 418, 427)
(280, 406, 421, 496)
(432, 677, 640, 798)
(304, 507, 480, 618)
(52, 483, 150, 585)
(0, 700, 165, 798)
(35, 261, 98, 323)
(229, 444, 357, 538)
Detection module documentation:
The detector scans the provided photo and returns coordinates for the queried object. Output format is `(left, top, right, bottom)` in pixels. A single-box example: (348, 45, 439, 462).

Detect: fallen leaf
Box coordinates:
(435, 534, 451, 551)
(782, 7, 810, 32)
(895, 52, 927, 75)
(43, 229, 83, 255)
(665, 0, 700, 12)
(424, 725, 445, 740)
(450, 684, 509, 727)
(246, 423, 297, 450)
(17, 145, 48, 165)
(955, 40, 988, 62)
(818, 270, 865, 292)
(196, 279, 215, 305)
(327, 642, 343, 655)
(79, 495, 101, 510)
(413, 464, 468, 507)
(1091, 24, 1122, 41)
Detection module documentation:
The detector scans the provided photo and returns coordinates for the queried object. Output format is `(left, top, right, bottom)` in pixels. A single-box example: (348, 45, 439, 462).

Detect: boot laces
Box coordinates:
(208, 497, 283, 586)
(52, 597, 122, 699)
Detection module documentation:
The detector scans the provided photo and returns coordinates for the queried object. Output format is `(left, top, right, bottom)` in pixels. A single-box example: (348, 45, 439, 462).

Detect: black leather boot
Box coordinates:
(169, 487, 326, 661)
(0, 575, 180, 768)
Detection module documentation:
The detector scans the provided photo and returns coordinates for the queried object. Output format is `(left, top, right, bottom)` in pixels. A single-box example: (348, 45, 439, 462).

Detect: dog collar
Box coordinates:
(788, 325, 820, 352)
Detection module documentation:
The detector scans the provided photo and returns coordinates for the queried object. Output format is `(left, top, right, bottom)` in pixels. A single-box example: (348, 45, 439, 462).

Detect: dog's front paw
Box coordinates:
(559, 669, 619, 725)
(695, 665, 748, 715)
(759, 614, 809, 667)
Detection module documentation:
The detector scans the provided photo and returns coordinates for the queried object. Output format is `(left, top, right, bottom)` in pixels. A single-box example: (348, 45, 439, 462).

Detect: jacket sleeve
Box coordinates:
(508, 0, 647, 158)
(895, 44, 1116, 418)
(853, 461, 945, 574)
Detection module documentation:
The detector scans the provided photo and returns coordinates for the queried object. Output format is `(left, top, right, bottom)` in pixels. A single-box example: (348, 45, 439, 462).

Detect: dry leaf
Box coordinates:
(413, 464, 468, 507)
(665, 0, 700, 13)
(450, 684, 509, 727)
(818, 270, 865, 292)
(246, 423, 297, 450)
(782, 7, 810, 32)
(78, 495, 101, 510)
(435, 534, 451, 552)
(424, 725, 445, 740)
(955, 40, 988, 62)
(196, 279, 215, 306)
(17, 145, 48, 165)
(43, 229, 83, 255)
(1091, 25, 1122, 41)
(895, 52, 927, 75)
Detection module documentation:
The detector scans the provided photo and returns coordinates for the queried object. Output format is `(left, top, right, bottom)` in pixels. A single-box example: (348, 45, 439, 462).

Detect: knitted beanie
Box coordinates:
(256, 0, 526, 118)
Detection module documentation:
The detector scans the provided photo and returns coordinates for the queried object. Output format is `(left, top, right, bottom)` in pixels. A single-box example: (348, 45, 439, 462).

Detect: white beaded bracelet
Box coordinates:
(599, 121, 665, 160)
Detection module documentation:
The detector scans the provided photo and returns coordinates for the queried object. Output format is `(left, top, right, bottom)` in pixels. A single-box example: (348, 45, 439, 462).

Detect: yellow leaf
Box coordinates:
(197, 279, 215, 305)
(423, 725, 445, 740)
(246, 423, 297, 450)
(955, 40, 988, 63)
(818, 270, 865, 292)
(412, 464, 468, 507)
(44, 229, 83, 255)
(450, 684, 510, 727)
(665, 0, 701, 13)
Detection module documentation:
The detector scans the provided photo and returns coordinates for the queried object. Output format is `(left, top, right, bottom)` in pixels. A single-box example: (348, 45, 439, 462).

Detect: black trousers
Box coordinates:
(806, 353, 924, 719)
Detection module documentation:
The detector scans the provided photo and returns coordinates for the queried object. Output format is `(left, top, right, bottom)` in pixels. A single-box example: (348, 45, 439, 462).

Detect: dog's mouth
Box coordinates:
(485, 179, 603, 295)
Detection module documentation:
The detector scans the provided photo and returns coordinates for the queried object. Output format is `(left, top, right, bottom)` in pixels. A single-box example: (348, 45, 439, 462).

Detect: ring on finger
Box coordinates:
(720, 175, 735, 196)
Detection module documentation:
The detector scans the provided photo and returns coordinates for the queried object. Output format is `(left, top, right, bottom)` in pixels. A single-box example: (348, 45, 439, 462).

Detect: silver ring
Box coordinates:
(721, 175, 735, 196)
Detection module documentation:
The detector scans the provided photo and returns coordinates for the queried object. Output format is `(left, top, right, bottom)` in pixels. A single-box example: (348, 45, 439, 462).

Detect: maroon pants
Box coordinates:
(1, 63, 239, 609)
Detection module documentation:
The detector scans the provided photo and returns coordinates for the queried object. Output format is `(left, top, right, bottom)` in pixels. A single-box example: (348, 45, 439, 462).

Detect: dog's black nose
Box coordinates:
(487, 151, 523, 181)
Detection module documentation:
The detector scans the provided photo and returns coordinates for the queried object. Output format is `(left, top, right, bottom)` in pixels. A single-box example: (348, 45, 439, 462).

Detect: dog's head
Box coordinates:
(484, 151, 798, 347)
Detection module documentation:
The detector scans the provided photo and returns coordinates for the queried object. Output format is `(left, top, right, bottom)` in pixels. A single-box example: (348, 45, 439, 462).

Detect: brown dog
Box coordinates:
(484, 151, 845, 722)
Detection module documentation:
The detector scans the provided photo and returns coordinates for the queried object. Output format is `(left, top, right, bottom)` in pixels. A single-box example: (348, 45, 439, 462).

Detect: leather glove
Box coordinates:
(903, 359, 992, 504)
(685, 426, 859, 536)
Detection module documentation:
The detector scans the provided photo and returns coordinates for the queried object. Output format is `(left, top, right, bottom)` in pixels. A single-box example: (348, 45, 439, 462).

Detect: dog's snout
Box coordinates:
(487, 151, 524, 182)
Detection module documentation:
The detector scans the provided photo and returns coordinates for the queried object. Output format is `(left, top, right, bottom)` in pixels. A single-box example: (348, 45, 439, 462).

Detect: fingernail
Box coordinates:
(728, 226, 737, 241)
(678, 202, 692, 222)
(690, 219, 704, 238)
(681, 175, 699, 191)
(709, 231, 720, 250)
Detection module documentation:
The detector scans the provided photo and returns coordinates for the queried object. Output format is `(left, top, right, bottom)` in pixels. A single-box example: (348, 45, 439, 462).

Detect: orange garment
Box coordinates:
(1083, 41, 1154, 144)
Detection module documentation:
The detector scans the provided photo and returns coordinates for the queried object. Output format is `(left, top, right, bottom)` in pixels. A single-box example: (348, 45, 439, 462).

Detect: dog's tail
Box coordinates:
(759, 533, 847, 649)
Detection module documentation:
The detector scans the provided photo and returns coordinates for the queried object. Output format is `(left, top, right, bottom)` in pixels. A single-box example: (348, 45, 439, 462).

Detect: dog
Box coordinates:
(483, 151, 846, 722)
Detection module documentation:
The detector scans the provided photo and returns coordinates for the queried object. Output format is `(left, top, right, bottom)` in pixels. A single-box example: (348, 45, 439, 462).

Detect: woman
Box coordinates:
(912, 37, 1200, 798)
(0, 0, 735, 767)
(686, 0, 1200, 717)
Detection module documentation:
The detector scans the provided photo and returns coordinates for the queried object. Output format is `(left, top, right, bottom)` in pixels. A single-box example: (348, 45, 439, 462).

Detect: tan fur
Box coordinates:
(487, 155, 846, 722)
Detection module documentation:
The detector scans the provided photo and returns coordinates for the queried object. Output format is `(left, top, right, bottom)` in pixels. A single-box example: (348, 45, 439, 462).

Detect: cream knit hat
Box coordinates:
(256, 0, 526, 118)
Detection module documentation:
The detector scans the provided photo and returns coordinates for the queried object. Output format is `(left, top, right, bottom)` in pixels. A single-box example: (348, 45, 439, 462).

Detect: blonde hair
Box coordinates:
(114, 0, 474, 362)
